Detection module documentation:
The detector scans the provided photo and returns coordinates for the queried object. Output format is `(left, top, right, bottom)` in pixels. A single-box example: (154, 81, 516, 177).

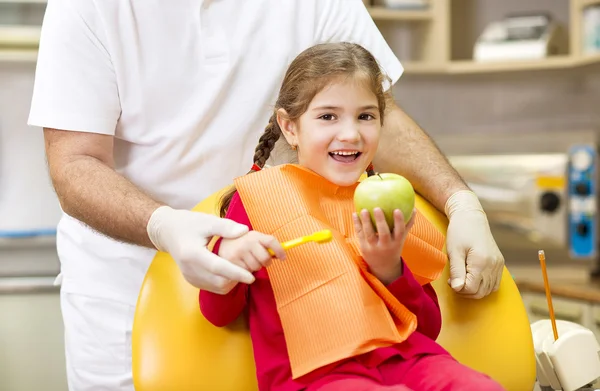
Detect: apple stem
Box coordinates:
(377, 173, 382, 179)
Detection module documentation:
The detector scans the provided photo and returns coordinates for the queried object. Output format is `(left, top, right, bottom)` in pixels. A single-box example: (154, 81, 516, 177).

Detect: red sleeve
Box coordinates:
(386, 261, 442, 340)
(199, 192, 253, 327)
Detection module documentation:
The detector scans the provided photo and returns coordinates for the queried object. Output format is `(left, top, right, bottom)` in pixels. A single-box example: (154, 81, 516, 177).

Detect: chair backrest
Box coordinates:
(132, 187, 537, 391)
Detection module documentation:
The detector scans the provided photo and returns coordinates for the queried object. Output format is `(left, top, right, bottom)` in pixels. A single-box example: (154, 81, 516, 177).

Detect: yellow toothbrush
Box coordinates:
(268, 229, 333, 256)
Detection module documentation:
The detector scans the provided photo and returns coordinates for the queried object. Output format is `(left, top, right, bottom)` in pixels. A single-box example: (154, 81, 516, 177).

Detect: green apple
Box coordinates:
(353, 173, 415, 232)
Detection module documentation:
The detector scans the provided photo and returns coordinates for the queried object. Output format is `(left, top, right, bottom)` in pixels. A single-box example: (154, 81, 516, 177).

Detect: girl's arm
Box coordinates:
(199, 192, 252, 327)
(386, 262, 442, 340)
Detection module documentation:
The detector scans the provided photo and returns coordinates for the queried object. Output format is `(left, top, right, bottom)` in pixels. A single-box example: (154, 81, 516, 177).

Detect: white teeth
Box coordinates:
(331, 151, 359, 156)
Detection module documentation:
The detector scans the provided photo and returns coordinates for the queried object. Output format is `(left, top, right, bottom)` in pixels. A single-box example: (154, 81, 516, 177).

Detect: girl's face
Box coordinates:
(278, 77, 381, 187)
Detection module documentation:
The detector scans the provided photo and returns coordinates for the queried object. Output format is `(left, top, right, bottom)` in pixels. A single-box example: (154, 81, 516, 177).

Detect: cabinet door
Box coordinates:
(0, 289, 67, 391)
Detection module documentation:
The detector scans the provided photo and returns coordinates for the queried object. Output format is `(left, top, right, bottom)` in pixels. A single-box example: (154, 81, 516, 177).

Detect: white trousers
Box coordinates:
(61, 291, 135, 391)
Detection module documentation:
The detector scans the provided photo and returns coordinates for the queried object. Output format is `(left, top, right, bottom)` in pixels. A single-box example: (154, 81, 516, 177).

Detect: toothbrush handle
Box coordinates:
(267, 236, 310, 255)
(281, 237, 305, 250)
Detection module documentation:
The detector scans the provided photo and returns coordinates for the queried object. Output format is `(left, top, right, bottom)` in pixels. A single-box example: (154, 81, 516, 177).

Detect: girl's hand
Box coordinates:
(353, 207, 416, 285)
(219, 231, 286, 274)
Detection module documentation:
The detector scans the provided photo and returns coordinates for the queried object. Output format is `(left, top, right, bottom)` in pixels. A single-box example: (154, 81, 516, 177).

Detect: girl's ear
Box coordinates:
(277, 108, 298, 148)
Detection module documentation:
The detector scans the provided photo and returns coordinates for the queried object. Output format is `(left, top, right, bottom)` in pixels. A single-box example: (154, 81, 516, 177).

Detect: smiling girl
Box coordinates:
(199, 42, 505, 391)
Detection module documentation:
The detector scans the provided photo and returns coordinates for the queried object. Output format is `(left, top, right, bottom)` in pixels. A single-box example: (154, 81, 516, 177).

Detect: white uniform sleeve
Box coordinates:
(28, 0, 120, 135)
(316, 0, 404, 89)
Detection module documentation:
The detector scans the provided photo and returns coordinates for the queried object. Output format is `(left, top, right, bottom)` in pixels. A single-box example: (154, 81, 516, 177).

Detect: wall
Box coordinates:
(0, 61, 61, 278)
(393, 65, 600, 139)
(0, 1, 60, 244)
(0, 61, 61, 236)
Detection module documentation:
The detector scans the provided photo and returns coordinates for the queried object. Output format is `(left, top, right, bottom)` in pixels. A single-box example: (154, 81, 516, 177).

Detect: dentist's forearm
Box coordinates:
(44, 128, 164, 248)
(373, 98, 469, 214)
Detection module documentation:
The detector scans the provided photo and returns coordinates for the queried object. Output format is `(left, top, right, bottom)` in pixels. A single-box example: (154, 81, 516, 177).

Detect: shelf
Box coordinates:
(579, 52, 600, 65)
(0, 235, 56, 250)
(0, 0, 46, 3)
(447, 56, 577, 74)
(0, 277, 59, 294)
(368, 0, 600, 76)
(402, 54, 600, 75)
(0, 26, 41, 48)
(0, 48, 37, 62)
(581, 0, 600, 8)
(367, 6, 432, 21)
(402, 61, 447, 74)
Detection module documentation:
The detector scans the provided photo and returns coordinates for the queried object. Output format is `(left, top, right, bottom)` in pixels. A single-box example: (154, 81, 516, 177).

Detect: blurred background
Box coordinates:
(1, 0, 600, 390)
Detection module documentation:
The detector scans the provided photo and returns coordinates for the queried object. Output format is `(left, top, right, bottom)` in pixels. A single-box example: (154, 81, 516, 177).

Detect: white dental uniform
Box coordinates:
(28, 0, 403, 389)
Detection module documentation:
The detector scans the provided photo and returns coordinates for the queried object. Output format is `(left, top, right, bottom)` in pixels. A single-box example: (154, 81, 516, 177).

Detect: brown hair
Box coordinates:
(219, 42, 391, 217)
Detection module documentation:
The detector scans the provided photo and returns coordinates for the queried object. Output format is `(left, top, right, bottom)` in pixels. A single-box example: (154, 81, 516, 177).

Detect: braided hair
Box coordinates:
(218, 114, 282, 217)
(253, 115, 281, 169)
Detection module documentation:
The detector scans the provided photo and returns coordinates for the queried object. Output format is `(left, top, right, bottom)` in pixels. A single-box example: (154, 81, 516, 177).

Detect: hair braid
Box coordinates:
(253, 114, 281, 168)
(218, 113, 283, 217)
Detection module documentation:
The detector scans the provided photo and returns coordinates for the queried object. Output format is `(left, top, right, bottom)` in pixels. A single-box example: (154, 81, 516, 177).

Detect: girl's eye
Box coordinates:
(319, 114, 336, 121)
(359, 113, 375, 121)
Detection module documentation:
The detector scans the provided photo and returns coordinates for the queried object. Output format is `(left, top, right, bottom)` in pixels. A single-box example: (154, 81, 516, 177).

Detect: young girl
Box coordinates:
(199, 42, 505, 391)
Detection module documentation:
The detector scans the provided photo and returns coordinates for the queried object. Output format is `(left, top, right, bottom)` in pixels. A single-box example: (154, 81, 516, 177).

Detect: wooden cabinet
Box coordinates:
(363, 0, 600, 74)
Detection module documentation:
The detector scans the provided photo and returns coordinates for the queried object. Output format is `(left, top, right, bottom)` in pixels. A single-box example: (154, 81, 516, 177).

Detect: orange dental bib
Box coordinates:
(234, 164, 446, 379)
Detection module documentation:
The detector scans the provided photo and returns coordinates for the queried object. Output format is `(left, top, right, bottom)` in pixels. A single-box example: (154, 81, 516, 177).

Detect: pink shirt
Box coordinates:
(199, 192, 449, 391)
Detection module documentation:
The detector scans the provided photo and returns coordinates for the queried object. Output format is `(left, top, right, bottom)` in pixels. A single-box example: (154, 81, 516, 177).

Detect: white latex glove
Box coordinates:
(444, 190, 505, 299)
(146, 206, 255, 294)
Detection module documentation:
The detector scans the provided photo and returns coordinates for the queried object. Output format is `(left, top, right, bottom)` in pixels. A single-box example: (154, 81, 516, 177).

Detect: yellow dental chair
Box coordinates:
(132, 187, 537, 391)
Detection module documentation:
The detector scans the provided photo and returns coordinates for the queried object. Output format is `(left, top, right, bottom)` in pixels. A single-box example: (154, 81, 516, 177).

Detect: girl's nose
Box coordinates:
(336, 122, 361, 142)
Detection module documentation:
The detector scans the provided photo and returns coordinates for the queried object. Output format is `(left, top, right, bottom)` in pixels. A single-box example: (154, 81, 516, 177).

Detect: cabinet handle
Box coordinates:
(529, 301, 582, 322)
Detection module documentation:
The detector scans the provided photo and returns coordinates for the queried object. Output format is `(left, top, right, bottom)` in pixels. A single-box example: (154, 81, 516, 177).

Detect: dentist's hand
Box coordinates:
(146, 206, 256, 294)
(445, 190, 505, 299)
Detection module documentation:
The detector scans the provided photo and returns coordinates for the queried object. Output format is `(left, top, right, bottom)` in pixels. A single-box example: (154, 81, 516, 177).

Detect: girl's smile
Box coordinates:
(329, 150, 362, 164)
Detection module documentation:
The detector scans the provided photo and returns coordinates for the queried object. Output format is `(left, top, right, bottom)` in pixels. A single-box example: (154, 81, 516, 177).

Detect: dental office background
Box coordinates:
(1, 0, 600, 390)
